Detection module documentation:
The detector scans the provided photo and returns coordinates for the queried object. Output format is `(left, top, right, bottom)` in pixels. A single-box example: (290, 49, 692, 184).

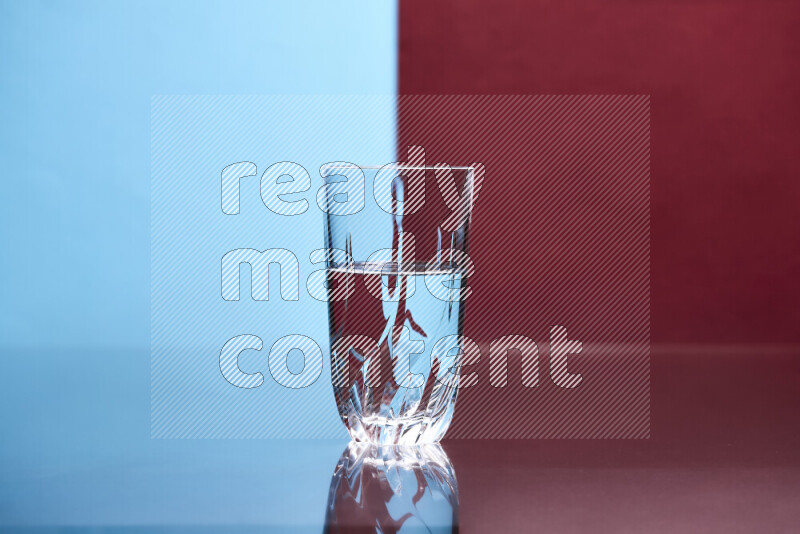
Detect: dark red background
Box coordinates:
(399, 0, 800, 343)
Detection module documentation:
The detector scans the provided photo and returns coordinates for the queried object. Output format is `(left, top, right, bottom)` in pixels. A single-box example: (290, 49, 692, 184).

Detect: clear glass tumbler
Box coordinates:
(321, 163, 478, 444)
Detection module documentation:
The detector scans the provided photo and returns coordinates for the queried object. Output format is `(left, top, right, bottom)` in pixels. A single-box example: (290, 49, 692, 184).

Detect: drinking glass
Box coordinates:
(320, 163, 478, 445)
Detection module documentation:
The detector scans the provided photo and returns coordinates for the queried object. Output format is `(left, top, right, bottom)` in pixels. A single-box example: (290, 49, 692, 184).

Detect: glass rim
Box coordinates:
(324, 164, 477, 171)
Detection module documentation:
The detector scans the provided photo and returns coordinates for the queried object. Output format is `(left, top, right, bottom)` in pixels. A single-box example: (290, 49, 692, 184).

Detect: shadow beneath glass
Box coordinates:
(323, 442, 459, 533)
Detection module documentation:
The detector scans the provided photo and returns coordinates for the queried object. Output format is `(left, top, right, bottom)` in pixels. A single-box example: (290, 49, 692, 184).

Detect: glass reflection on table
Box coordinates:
(323, 442, 459, 533)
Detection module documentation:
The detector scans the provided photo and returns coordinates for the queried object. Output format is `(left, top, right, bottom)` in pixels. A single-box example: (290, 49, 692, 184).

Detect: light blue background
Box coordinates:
(0, 0, 396, 348)
(0, 0, 396, 528)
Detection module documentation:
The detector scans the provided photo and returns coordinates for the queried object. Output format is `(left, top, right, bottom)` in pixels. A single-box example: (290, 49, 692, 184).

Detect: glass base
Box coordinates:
(343, 411, 455, 446)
